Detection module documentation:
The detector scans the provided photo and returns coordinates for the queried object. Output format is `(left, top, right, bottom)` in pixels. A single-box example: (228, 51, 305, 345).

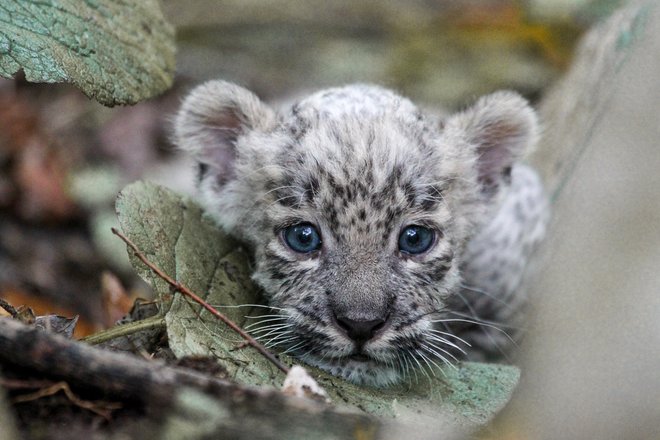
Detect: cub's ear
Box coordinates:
(447, 91, 538, 196)
(174, 80, 277, 186)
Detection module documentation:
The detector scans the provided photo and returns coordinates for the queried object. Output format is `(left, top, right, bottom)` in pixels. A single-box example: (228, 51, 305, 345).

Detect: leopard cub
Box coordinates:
(175, 81, 548, 387)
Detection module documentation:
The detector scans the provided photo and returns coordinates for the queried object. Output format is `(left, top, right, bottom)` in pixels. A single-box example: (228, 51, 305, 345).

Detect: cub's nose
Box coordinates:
(335, 316, 387, 344)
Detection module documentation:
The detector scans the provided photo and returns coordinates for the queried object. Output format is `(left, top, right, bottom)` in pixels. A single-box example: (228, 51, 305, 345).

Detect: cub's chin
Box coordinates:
(299, 352, 404, 388)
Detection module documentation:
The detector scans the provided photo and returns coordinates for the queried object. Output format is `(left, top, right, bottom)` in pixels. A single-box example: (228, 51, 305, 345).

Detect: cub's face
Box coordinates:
(175, 82, 537, 386)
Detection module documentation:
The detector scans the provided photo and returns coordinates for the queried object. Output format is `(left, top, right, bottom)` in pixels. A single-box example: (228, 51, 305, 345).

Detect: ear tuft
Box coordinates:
(174, 80, 276, 186)
(451, 91, 538, 195)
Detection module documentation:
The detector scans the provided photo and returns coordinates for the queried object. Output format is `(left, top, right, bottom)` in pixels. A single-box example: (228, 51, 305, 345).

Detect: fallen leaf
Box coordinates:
(0, 0, 175, 106)
(34, 315, 79, 338)
(0, 289, 98, 337)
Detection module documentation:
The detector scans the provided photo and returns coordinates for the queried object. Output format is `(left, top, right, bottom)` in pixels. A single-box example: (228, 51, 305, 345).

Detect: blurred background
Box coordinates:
(0, 0, 618, 335)
(4, 1, 660, 438)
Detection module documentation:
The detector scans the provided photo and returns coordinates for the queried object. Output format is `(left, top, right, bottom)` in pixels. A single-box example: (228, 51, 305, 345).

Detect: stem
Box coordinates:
(81, 315, 166, 345)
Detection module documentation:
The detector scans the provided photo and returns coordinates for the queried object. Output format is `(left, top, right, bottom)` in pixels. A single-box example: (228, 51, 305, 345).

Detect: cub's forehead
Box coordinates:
(275, 84, 439, 170)
(291, 84, 420, 121)
(258, 85, 449, 206)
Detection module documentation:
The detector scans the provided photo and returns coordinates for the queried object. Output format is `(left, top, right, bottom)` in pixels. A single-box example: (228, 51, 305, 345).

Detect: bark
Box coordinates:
(0, 317, 378, 439)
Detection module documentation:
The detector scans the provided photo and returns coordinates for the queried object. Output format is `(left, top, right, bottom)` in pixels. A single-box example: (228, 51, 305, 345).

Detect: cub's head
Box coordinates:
(175, 81, 537, 386)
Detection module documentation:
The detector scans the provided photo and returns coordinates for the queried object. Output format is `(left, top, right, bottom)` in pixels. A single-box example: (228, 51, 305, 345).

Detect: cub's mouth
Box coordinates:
(348, 353, 371, 362)
(248, 307, 463, 387)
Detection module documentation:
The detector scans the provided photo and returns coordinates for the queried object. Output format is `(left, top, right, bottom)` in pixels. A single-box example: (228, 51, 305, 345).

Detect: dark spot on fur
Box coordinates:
(197, 162, 208, 183)
(376, 175, 397, 203)
(295, 323, 331, 343)
(264, 250, 292, 266)
(419, 199, 437, 211)
(325, 202, 339, 230)
(302, 176, 320, 202)
(480, 176, 499, 197)
(330, 127, 344, 147)
(269, 268, 287, 280)
(290, 103, 301, 117)
(403, 182, 416, 206)
(326, 172, 338, 192)
(503, 166, 512, 185)
(429, 264, 451, 282)
(341, 166, 351, 180)
(488, 271, 502, 283)
(419, 184, 444, 211)
(370, 197, 383, 211)
(355, 180, 368, 198)
(263, 177, 278, 190)
(288, 119, 310, 142)
(274, 189, 297, 208)
(384, 206, 402, 224)
(346, 186, 354, 202)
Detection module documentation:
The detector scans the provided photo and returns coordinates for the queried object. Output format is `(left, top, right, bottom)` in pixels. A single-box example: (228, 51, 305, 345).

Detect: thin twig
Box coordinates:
(81, 315, 166, 345)
(8, 380, 122, 419)
(0, 298, 17, 317)
(111, 227, 290, 375)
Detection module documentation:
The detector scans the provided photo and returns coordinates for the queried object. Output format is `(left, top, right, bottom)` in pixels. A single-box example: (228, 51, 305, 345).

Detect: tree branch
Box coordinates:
(0, 317, 378, 438)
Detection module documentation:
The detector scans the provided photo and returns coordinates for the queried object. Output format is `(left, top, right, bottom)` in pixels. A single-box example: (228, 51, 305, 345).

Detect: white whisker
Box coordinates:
(431, 318, 517, 345)
(410, 351, 432, 381)
(208, 304, 287, 311)
(459, 283, 513, 309)
(423, 340, 460, 365)
(426, 334, 466, 357)
(280, 340, 307, 355)
(446, 289, 515, 359)
(265, 335, 298, 349)
(244, 317, 288, 329)
(427, 328, 472, 347)
(415, 349, 442, 378)
(250, 325, 291, 337)
(264, 332, 295, 348)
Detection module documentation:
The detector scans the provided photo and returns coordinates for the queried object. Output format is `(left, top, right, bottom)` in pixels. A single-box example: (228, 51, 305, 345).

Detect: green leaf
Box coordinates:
(116, 181, 519, 430)
(116, 181, 280, 384)
(0, 0, 175, 106)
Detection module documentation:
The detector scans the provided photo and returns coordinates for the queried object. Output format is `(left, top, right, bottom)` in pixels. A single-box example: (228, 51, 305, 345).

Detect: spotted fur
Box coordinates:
(175, 81, 549, 387)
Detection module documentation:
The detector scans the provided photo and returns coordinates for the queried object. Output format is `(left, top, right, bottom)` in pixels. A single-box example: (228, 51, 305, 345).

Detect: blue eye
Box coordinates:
(283, 223, 322, 253)
(398, 226, 434, 254)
